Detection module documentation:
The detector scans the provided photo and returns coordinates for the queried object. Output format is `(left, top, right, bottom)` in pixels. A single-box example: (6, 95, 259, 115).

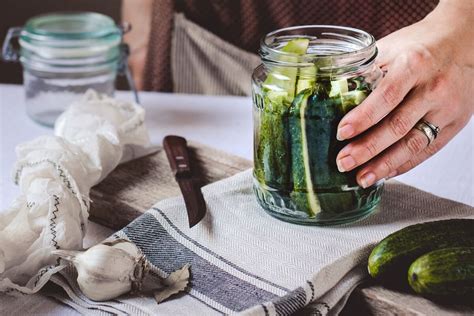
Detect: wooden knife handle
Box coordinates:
(163, 135, 192, 177)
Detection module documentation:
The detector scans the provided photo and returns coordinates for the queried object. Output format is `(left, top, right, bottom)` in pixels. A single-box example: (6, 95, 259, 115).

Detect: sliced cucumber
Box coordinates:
(290, 89, 321, 217)
(329, 79, 349, 97)
(340, 90, 368, 113)
(263, 38, 311, 102)
(281, 38, 310, 54)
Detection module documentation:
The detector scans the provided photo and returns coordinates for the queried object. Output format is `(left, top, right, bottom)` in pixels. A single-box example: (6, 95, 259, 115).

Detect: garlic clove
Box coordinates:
(52, 242, 147, 301)
(103, 238, 141, 258)
(75, 244, 137, 280)
(77, 272, 132, 301)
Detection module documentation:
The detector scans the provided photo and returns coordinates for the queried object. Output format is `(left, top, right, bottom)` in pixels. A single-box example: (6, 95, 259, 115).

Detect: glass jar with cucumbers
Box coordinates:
(252, 25, 384, 225)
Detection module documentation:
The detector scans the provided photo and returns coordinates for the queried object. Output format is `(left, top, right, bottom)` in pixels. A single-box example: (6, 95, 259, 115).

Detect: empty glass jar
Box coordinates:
(252, 25, 384, 225)
(2, 12, 138, 126)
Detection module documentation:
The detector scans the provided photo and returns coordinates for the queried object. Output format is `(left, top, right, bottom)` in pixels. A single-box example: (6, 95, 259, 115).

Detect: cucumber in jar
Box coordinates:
(256, 38, 315, 191)
(263, 38, 315, 103)
(256, 37, 372, 217)
(289, 88, 322, 217)
(305, 82, 356, 214)
(260, 93, 291, 187)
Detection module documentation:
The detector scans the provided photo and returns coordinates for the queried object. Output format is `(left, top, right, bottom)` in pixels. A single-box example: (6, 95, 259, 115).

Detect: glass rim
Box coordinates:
(260, 25, 377, 68)
(21, 12, 121, 43)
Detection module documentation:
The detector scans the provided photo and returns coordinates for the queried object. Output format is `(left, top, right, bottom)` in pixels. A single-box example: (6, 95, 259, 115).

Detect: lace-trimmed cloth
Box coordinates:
(0, 91, 153, 294)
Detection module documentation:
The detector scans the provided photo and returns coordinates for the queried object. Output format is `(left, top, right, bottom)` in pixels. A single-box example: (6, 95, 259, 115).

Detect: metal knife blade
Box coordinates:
(163, 135, 206, 227)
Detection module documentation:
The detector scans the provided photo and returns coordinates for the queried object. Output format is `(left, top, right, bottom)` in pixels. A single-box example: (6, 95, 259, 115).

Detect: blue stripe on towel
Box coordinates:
(154, 208, 290, 293)
(273, 287, 307, 316)
(122, 212, 280, 312)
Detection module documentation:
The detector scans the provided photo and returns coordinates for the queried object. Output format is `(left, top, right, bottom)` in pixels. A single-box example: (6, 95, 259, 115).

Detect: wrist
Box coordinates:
(424, 1, 474, 67)
(438, 0, 473, 11)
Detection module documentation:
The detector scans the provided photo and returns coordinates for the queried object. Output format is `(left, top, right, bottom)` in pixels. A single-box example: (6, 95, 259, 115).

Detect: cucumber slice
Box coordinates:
(340, 90, 368, 113)
(254, 88, 291, 190)
(265, 89, 289, 105)
(255, 104, 275, 185)
(263, 38, 311, 102)
(281, 38, 310, 54)
(329, 79, 349, 97)
(296, 64, 317, 94)
(296, 77, 315, 94)
(290, 89, 321, 217)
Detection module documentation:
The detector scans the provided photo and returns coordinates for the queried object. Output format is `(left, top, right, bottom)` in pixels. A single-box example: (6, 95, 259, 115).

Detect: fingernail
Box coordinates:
(360, 172, 376, 188)
(337, 124, 354, 141)
(338, 144, 353, 158)
(388, 171, 397, 178)
(337, 155, 356, 172)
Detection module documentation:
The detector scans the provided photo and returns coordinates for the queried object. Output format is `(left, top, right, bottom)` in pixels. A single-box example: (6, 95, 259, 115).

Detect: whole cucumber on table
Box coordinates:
(408, 247, 474, 298)
(368, 219, 474, 281)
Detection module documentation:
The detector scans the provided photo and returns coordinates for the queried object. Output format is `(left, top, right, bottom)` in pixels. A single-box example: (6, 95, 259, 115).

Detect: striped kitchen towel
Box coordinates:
(48, 169, 474, 315)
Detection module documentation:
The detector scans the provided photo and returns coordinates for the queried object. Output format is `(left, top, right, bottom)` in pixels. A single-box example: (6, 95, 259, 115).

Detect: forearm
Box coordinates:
(425, 0, 474, 66)
(439, 0, 473, 10)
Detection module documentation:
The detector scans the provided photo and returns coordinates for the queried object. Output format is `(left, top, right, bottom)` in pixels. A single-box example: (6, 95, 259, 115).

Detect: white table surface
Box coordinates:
(0, 83, 473, 313)
(1, 84, 473, 209)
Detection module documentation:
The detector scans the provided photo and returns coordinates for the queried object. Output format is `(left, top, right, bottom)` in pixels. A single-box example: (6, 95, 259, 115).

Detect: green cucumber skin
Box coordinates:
(306, 85, 351, 186)
(408, 247, 474, 297)
(304, 83, 367, 189)
(289, 89, 314, 216)
(254, 94, 271, 184)
(305, 86, 353, 213)
(254, 92, 291, 189)
(270, 100, 291, 188)
(368, 219, 474, 281)
(255, 38, 309, 187)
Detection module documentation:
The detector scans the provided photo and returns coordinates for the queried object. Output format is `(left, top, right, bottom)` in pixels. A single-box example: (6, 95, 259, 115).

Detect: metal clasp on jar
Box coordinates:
(2, 27, 22, 62)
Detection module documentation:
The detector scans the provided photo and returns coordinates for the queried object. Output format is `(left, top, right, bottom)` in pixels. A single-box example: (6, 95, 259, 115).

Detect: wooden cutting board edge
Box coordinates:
(89, 141, 252, 230)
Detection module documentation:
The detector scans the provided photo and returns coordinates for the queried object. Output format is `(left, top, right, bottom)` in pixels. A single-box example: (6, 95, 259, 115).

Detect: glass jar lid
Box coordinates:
(19, 12, 122, 60)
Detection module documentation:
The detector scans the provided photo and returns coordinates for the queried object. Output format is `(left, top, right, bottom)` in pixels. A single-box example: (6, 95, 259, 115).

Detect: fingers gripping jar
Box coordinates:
(252, 26, 384, 225)
(2, 12, 138, 126)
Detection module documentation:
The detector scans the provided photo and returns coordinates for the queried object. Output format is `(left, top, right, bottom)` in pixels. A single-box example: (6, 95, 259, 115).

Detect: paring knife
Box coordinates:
(163, 135, 207, 227)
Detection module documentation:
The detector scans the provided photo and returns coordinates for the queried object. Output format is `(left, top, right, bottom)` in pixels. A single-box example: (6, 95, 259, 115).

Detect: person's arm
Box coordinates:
(335, 0, 474, 188)
(122, 0, 153, 90)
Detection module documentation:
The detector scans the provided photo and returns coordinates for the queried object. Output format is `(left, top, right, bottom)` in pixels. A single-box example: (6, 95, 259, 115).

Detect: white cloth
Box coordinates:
(0, 90, 153, 294)
(45, 169, 473, 315)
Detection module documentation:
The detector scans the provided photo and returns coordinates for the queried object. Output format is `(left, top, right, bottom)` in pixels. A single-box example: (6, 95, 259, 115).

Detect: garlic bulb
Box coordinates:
(52, 240, 148, 301)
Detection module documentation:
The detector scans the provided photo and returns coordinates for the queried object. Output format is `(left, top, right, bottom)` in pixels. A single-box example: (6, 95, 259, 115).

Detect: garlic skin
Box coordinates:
(52, 241, 147, 301)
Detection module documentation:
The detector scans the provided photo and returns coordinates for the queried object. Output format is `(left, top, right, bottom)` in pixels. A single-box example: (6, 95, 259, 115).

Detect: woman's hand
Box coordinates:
(335, 0, 474, 188)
